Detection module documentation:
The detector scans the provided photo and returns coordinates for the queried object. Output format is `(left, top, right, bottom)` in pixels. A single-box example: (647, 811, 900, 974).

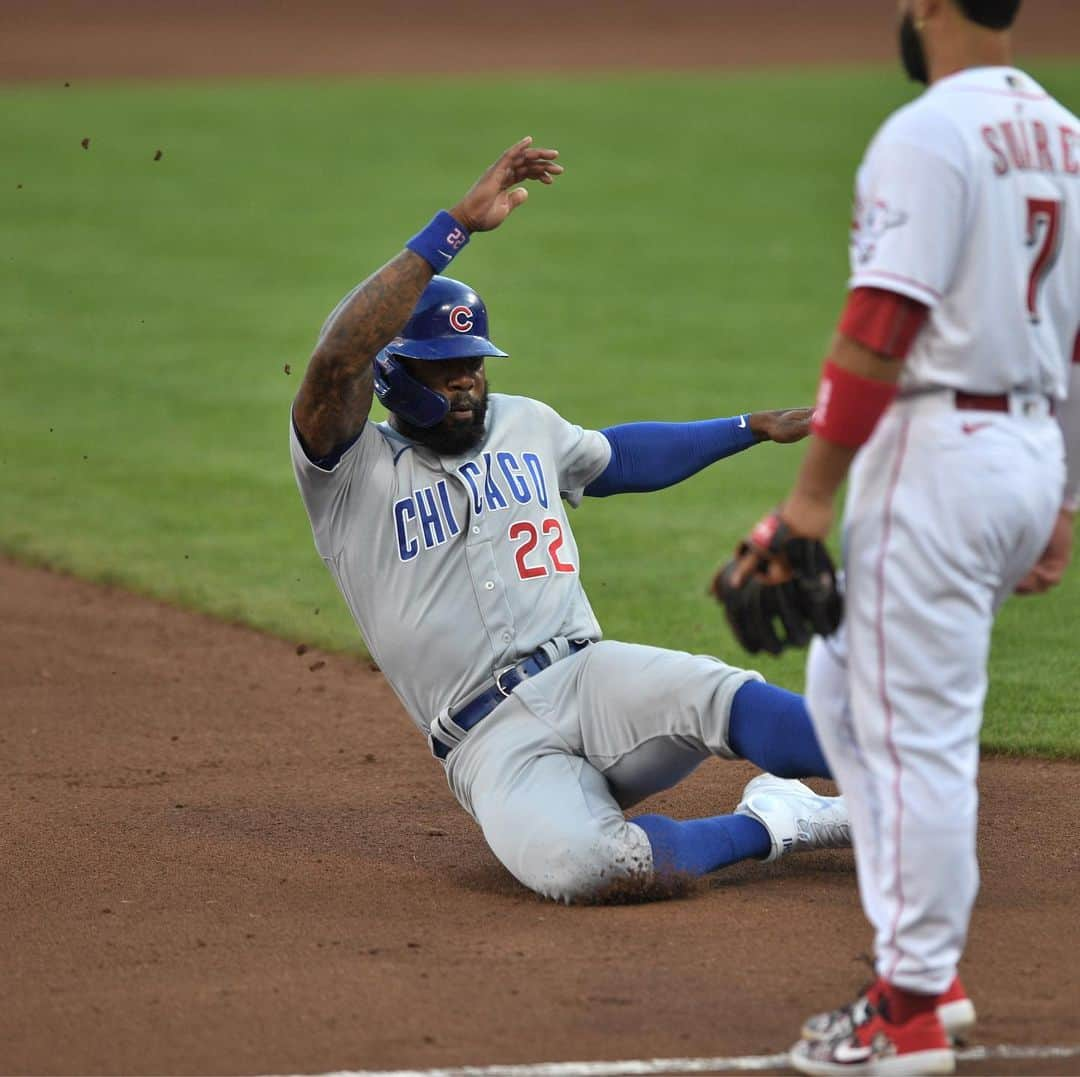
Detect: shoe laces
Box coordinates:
(840, 962, 883, 1027)
(851, 990, 881, 1028)
(798, 815, 851, 848)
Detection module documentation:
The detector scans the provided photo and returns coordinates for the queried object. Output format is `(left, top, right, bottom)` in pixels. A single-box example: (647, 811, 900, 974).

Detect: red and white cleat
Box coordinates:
(800, 977, 975, 1046)
(791, 1004, 954, 1076)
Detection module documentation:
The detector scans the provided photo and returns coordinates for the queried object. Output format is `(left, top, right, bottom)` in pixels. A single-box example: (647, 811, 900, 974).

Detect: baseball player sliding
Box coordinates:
(716, 1, 1079, 1074)
(290, 138, 853, 905)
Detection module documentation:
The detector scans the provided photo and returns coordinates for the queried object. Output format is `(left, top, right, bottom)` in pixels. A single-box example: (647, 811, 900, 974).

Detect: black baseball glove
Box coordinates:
(711, 512, 843, 656)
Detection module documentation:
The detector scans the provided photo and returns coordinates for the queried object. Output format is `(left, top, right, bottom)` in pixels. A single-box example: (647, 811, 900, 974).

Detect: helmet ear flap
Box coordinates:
(372, 349, 450, 428)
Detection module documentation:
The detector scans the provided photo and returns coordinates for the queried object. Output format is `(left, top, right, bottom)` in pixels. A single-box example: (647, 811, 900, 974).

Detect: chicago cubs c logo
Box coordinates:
(449, 305, 474, 333)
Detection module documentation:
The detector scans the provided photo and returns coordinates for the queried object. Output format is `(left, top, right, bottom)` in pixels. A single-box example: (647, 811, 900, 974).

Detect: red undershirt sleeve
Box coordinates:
(838, 287, 929, 360)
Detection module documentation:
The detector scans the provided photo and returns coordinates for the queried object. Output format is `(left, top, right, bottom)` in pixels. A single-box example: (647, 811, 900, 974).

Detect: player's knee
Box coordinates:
(525, 824, 654, 904)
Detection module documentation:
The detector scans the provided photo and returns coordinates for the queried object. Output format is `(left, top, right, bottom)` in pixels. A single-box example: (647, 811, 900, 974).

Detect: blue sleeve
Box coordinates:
(584, 417, 758, 497)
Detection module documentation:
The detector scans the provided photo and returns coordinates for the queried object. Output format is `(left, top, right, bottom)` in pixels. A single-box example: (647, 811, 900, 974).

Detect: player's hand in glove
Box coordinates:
(710, 511, 843, 656)
(451, 136, 563, 234)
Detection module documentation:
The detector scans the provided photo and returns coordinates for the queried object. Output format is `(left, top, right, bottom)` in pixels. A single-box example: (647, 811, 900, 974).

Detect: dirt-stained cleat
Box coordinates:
(734, 774, 850, 861)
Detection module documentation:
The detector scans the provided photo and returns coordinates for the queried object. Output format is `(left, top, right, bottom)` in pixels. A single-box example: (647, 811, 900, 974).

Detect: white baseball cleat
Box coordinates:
(735, 774, 851, 862)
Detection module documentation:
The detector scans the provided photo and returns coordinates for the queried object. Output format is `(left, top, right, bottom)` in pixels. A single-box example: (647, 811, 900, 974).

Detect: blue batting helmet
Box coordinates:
(372, 276, 508, 427)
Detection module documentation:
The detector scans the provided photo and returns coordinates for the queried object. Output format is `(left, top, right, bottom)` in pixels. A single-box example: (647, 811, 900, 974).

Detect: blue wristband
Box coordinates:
(406, 210, 470, 272)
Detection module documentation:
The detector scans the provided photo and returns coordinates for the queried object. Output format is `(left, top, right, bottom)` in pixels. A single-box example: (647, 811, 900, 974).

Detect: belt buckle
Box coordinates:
(493, 663, 518, 697)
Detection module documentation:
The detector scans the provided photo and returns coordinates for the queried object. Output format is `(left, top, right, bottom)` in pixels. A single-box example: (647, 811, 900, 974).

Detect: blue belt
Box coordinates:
(432, 640, 591, 760)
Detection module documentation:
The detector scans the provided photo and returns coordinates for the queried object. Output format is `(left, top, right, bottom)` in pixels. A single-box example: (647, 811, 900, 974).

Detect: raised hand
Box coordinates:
(451, 136, 563, 234)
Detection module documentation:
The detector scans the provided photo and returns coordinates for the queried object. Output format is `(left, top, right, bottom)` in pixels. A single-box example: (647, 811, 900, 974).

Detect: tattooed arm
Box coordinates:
(292, 137, 563, 461)
(292, 252, 432, 460)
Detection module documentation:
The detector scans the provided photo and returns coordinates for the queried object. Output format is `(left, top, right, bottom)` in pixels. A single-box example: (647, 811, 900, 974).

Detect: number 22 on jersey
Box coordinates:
(510, 518, 576, 580)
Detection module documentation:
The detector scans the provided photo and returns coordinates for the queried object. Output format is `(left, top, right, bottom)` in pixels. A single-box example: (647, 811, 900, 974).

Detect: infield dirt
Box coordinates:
(3, 3, 1079, 1075)
(3, 0, 1080, 82)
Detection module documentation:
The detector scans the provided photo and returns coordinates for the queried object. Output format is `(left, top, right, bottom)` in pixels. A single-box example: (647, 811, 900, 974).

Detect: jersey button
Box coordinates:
(471, 526, 481, 535)
(502, 631, 512, 643)
(484, 581, 495, 590)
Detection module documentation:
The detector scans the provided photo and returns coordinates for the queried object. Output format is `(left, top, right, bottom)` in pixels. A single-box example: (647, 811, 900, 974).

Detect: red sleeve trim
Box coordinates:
(839, 287, 930, 359)
(1072, 329, 1079, 364)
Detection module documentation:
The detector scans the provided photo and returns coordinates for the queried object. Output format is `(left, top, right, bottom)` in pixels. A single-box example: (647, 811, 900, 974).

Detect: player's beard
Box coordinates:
(395, 384, 490, 456)
(898, 12, 930, 84)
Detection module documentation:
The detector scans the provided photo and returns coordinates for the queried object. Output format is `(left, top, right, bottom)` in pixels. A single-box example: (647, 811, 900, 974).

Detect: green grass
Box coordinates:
(3, 64, 1079, 755)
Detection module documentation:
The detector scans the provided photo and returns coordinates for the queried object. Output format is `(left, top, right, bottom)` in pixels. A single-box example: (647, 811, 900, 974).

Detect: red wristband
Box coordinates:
(811, 360, 898, 449)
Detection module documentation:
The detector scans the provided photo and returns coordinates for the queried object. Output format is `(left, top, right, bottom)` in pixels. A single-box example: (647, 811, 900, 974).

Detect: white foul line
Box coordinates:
(309, 1060, 790, 1077)
(299, 1042, 1080, 1077)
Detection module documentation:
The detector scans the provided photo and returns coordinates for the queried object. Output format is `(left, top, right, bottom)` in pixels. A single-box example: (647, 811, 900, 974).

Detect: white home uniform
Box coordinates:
(806, 68, 1080, 993)
(291, 393, 760, 901)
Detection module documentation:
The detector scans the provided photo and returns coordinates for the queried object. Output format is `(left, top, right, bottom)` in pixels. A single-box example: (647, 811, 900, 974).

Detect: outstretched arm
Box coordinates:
(292, 137, 563, 461)
(584, 408, 812, 497)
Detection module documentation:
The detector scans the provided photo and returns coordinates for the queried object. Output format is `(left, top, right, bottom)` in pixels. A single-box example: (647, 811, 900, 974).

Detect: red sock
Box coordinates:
(883, 981, 939, 1024)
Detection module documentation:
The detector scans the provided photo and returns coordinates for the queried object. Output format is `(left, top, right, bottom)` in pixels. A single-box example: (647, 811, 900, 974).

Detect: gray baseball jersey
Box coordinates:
(292, 387, 764, 900)
(290, 392, 612, 734)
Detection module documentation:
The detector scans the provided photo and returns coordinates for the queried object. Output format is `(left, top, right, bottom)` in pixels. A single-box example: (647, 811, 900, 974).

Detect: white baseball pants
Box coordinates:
(806, 393, 1063, 994)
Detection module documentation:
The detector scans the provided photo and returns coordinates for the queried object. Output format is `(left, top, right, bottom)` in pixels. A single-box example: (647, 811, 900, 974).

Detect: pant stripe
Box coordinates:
(874, 416, 912, 984)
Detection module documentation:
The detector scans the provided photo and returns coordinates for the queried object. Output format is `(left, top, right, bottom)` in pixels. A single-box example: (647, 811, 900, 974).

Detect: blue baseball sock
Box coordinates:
(633, 813, 770, 875)
(728, 680, 832, 779)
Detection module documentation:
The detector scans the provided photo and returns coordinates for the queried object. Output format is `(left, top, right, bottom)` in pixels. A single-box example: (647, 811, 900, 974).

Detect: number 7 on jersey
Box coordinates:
(1025, 197, 1063, 324)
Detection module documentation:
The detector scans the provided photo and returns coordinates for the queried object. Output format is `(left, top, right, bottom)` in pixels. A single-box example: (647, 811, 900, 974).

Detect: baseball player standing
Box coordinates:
(289, 138, 855, 905)
(716, 1, 1079, 1074)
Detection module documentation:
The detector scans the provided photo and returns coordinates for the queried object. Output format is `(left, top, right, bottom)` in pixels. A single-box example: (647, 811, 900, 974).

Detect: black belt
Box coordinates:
(432, 640, 591, 760)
